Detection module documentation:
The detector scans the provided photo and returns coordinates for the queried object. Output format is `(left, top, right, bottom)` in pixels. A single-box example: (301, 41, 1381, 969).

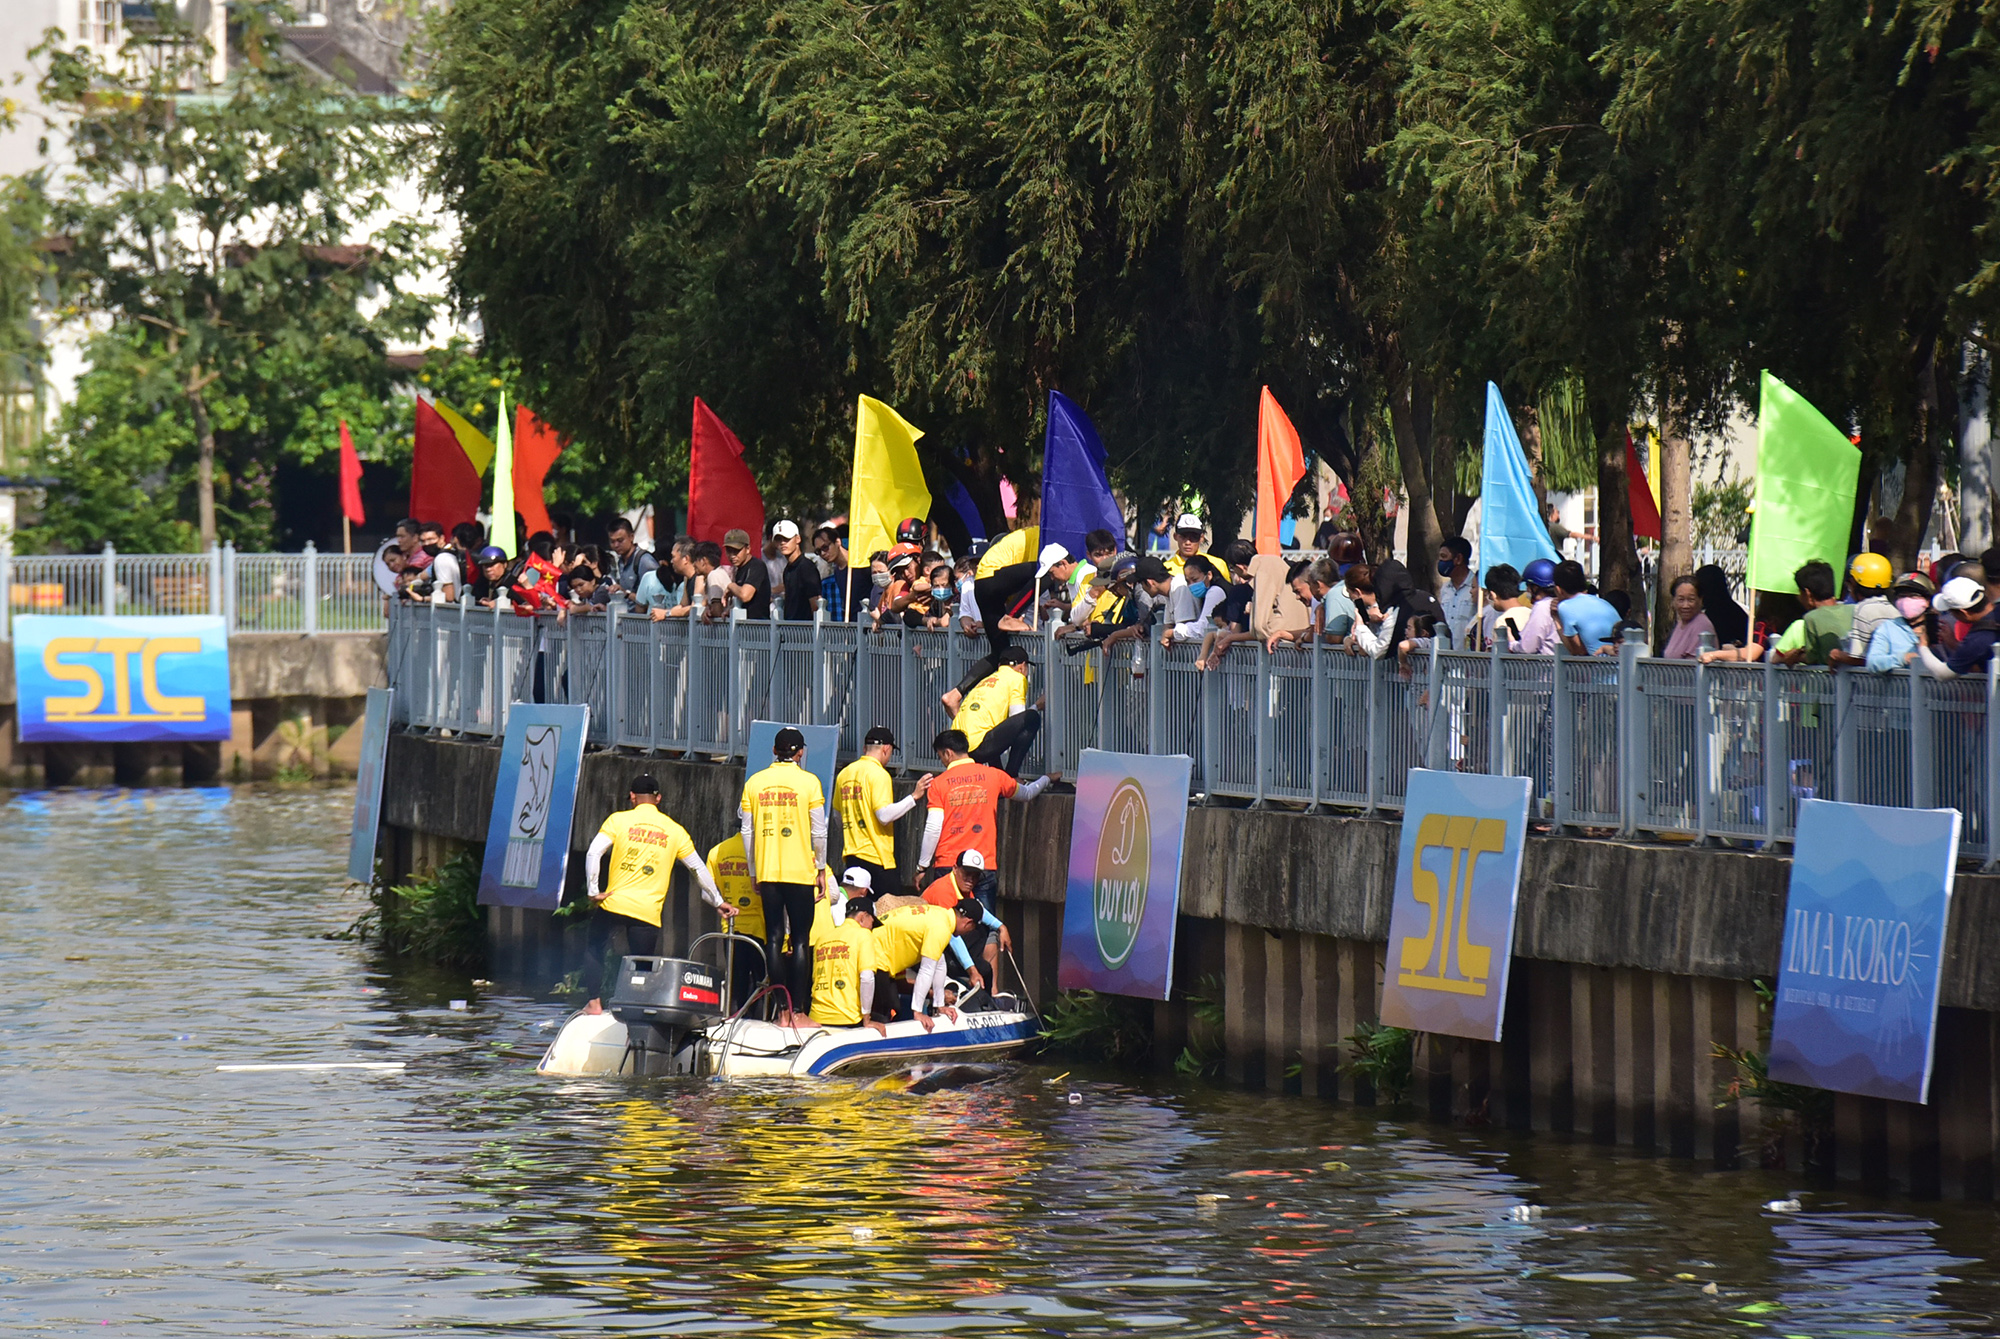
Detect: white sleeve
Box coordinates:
(810, 804, 828, 868)
(1353, 606, 1398, 658)
(916, 806, 944, 868)
(739, 807, 756, 880)
(876, 791, 921, 825)
(1008, 698, 1026, 717)
(1917, 644, 1957, 680)
(1011, 775, 1052, 801)
(858, 971, 875, 1016)
(681, 852, 725, 909)
(586, 831, 613, 900)
(911, 956, 948, 1013)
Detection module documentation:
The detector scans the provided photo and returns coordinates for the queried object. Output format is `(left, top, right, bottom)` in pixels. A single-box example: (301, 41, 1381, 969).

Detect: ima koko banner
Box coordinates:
(1379, 769, 1533, 1042)
(1768, 799, 1958, 1104)
(14, 614, 230, 743)
(1057, 749, 1193, 1001)
(346, 686, 395, 884)
(477, 704, 590, 910)
(746, 720, 842, 800)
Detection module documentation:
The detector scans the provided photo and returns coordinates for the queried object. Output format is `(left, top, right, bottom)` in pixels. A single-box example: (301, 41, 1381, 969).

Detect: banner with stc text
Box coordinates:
(478, 704, 590, 910)
(1768, 799, 1958, 1104)
(1379, 769, 1533, 1042)
(13, 614, 231, 743)
(1058, 749, 1193, 1001)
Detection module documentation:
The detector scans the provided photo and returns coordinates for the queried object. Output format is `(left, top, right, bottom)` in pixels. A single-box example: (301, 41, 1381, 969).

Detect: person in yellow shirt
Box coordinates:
(1162, 512, 1216, 579)
(870, 898, 982, 1030)
(834, 725, 931, 899)
(942, 541, 1078, 714)
(950, 645, 1041, 776)
(806, 868, 887, 1034)
(740, 727, 828, 1026)
(706, 832, 765, 1005)
(584, 775, 732, 1015)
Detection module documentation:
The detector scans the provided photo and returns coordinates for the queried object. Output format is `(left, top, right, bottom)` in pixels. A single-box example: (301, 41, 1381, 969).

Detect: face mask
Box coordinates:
(931, 586, 951, 601)
(1188, 581, 1209, 600)
(1895, 595, 1929, 620)
(1437, 557, 1455, 577)
(872, 571, 891, 589)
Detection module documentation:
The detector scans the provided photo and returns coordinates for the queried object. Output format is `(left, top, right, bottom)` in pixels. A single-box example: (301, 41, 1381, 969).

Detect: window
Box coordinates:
(77, 0, 121, 45)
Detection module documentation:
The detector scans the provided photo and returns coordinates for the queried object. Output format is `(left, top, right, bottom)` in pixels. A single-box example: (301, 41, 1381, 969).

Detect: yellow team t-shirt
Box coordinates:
(595, 804, 698, 926)
(810, 901, 879, 1026)
(952, 667, 1027, 750)
(834, 755, 898, 867)
(975, 526, 1039, 579)
(741, 759, 825, 885)
(706, 833, 764, 939)
(871, 902, 956, 976)
(1162, 550, 1216, 579)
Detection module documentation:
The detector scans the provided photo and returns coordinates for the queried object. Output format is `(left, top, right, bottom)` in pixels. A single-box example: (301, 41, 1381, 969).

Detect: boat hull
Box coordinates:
(536, 1008, 1038, 1078)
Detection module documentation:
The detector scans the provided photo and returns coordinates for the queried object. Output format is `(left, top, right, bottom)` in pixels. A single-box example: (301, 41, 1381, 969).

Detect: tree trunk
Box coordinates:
(1387, 378, 1444, 591)
(1595, 416, 1641, 605)
(190, 386, 217, 548)
(1961, 340, 1993, 556)
(1652, 414, 1693, 652)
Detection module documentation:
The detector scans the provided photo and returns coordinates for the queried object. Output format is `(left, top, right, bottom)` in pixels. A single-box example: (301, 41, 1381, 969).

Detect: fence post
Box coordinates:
(1762, 659, 1784, 843)
(1143, 636, 1162, 756)
(607, 600, 621, 744)
(1694, 659, 1713, 843)
(809, 611, 825, 728)
(1307, 635, 1325, 810)
(222, 542, 236, 633)
(1833, 668, 1856, 803)
(1045, 619, 1066, 777)
(207, 543, 222, 620)
(1365, 655, 1386, 813)
(1617, 634, 1641, 837)
(0, 547, 11, 640)
(1987, 660, 2000, 870)
(301, 541, 319, 633)
(456, 599, 471, 734)
(727, 616, 744, 759)
(1551, 648, 1573, 830)
(1423, 639, 1445, 770)
(1253, 643, 1272, 805)
(1488, 642, 1507, 777)
(490, 602, 504, 735)
(897, 624, 917, 767)
(101, 541, 115, 617)
(1910, 668, 1934, 810)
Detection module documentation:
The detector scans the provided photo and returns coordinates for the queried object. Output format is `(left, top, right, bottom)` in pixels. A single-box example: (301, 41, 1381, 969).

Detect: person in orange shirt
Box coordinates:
(919, 850, 1014, 996)
(916, 728, 1055, 913)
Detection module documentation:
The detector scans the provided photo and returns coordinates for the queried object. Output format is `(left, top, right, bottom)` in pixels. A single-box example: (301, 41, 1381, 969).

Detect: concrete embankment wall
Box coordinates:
(381, 730, 2000, 1201)
(0, 632, 385, 785)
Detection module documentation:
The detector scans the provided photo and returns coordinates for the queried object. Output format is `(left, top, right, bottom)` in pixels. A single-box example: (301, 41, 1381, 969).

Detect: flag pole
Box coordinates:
(343, 516, 352, 555)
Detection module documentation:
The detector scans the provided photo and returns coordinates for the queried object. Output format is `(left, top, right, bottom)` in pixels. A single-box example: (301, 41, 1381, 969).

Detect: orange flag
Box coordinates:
(1256, 386, 1307, 555)
(512, 406, 565, 537)
(337, 419, 365, 525)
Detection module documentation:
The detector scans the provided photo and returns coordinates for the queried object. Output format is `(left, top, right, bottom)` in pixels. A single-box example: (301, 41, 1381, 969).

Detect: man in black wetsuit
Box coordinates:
(941, 542, 1079, 713)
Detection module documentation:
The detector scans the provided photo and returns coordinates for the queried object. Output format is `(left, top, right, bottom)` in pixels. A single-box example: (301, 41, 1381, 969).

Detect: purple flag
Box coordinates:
(1041, 390, 1124, 555)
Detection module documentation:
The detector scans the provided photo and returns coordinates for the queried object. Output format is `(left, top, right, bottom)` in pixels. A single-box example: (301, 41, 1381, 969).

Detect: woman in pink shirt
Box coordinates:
(1661, 574, 1715, 658)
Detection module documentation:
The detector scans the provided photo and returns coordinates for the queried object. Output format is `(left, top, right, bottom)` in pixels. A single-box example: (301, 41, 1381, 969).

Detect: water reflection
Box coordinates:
(2, 785, 1999, 1339)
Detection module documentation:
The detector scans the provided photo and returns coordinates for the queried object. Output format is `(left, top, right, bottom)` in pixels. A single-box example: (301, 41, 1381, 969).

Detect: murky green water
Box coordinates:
(3, 786, 1999, 1337)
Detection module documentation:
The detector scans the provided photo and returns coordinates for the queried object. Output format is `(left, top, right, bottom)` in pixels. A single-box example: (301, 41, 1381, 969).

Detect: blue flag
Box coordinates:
(1478, 381, 1559, 582)
(943, 478, 986, 542)
(1041, 390, 1125, 556)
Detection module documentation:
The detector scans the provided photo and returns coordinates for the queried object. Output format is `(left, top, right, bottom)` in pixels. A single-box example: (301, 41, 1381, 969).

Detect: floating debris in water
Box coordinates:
(1507, 1205, 1545, 1222)
(1195, 1194, 1229, 1204)
(850, 1226, 874, 1241)
(1067, 1092, 1082, 1105)
(1044, 1072, 1070, 1084)
(449, 1000, 468, 1011)
(1557, 1272, 1636, 1284)
(1323, 1161, 1351, 1172)
(1764, 1199, 1803, 1213)
(1674, 1273, 1698, 1282)
(1702, 1283, 1720, 1296)
(65, 956, 88, 962)
(471, 979, 493, 987)
(174, 1034, 194, 1041)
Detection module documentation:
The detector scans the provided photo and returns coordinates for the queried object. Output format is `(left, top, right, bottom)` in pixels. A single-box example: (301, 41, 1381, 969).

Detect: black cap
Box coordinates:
(998, 645, 1029, 666)
(863, 725, 897, 747)
(954, 897, 985, 922)
(774, 726, 806, 757)
(845, 895, 877, 921)
(629, 774, 661, 795)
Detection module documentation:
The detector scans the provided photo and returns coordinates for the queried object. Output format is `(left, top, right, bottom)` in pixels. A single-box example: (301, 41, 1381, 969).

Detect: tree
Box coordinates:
(34, 16, 436, 548)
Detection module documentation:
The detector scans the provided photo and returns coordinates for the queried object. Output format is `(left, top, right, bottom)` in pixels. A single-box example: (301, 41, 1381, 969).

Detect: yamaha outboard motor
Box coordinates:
(608, 955, 726, 1076)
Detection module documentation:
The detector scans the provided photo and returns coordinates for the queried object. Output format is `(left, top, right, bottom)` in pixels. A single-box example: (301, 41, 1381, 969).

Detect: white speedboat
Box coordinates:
(535, 933, 1040, 1079)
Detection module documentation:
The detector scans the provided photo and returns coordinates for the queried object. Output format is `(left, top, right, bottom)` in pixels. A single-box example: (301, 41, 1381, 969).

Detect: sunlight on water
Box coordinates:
(0, 786, 1996, 1337)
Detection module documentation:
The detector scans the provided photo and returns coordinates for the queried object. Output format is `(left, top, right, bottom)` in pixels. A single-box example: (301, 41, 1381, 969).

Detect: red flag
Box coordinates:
(338, 419, 365, 526)
(688, 397, 764, 544)
(512, 406, 565, 538)
(1255, 386, 1307, 555)
(1626, 430, 1662, 541)
(410, 398, 485, 531)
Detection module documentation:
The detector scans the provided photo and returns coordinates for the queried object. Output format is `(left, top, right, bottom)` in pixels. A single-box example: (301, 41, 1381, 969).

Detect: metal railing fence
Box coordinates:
(0, 544, 386, 634)
(386, 602, 2000, 864)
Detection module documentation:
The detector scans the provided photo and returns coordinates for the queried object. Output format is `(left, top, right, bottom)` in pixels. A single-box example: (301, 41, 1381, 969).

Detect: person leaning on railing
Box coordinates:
(1915, 575, 2000, 679)
(1864, 571, 1938, 672)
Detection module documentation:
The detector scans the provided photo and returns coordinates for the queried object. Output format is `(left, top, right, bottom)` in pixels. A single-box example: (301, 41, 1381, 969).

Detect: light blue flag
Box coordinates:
(1478, 381, 1559, 581)
(1041, 390, 1126, 556)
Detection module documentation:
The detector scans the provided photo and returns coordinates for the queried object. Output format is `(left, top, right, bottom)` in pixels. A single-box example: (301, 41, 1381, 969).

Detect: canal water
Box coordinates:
(4, 786, 1999, 1337)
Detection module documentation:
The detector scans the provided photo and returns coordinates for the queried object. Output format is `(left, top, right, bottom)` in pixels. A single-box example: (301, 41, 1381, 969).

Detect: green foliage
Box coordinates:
(1692, 474, 1754, 552)
(1341, 1020, 1417, 1106)
(1174, 973, 1227, 1078)
(1713, 978, 1833, 1171)
(1039, 989, 1154, 1065)
(347, 851, 486, 971)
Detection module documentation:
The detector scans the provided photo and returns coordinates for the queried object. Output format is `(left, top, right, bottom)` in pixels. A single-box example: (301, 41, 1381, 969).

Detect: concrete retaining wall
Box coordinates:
(0, 632, 385, 784)
(379, 730, 2000, 1200)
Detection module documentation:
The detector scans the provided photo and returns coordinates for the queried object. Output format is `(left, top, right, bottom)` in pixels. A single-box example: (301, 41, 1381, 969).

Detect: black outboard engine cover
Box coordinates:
(609, 956, 726, 1031)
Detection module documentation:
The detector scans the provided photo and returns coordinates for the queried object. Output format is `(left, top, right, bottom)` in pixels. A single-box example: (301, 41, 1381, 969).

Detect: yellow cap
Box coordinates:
(1849, 552, 1892, 590)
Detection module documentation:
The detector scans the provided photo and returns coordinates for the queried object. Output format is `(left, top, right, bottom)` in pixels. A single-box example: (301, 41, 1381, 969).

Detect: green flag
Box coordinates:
(490, 390, 517, 557)
(1746, 370, 1860, 594)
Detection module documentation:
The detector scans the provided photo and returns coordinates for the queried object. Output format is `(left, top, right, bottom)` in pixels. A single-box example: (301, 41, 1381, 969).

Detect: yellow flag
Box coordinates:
(848, 395, 930, 568)
(432, 399, 496, 476)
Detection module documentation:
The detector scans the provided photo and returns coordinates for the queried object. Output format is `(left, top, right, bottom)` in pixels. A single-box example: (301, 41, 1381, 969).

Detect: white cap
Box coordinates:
(840, 866, 873, 889)
(1035, 542, 1071, 578)
(1935, 575, 1984, 613)
(955, 848, 987, 870)
(1174, 513, 1204, 533)
(771, 519, 801, 540)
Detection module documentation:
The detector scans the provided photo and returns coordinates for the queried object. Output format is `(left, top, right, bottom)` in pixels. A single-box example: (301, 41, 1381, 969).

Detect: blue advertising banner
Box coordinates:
(346, 686, 395, 884)
(1379, 769, 1533, 1042)
(1768, 799, 1959, 1104)
(1057, 749, 1193, 1001)
(13, 614, 231, 743)
(477, 704, 590, 910)
(746, 719, 841, 799)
